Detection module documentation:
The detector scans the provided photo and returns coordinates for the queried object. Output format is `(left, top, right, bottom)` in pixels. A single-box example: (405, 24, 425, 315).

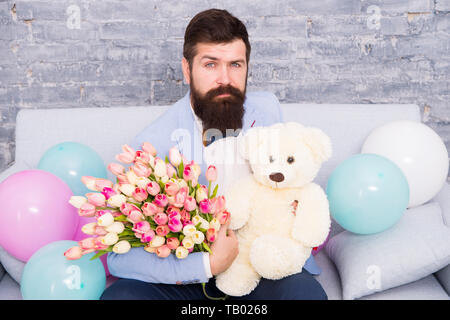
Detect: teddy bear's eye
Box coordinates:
(269, 156, 275, 163)
(287, 156, 295, 164)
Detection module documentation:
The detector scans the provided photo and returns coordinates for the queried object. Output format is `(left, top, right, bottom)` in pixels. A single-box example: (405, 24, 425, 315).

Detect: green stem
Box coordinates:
(201, 283, 228, 300)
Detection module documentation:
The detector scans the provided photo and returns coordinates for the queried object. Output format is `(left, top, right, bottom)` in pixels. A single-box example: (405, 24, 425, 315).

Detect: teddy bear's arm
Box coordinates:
(224, 175, 256, 230)
(291, 183, 331, 248)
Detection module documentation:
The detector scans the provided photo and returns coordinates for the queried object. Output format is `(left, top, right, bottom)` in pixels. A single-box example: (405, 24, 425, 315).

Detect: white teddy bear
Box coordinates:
(215, 122, 332, 297)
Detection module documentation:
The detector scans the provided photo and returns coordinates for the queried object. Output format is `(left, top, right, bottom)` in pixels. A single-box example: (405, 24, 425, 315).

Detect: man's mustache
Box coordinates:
(204, 85, 245, 100)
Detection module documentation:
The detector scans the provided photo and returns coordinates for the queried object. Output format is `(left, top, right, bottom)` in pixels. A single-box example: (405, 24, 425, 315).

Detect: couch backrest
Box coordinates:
(15, 103, 421, 187)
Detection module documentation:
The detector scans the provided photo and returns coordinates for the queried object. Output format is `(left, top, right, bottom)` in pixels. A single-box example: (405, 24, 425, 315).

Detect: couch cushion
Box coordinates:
(0, 274, 22, 300)
(326, 202, 450, 300)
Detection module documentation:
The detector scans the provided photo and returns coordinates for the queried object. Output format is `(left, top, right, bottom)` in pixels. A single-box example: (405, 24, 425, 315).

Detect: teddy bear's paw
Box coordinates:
(250, 235, 308, 280)
(215, 263, 260, 297)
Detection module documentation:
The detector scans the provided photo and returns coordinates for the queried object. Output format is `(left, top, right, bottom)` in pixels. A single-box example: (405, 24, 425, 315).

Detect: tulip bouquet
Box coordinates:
(64, 142, 230, 261)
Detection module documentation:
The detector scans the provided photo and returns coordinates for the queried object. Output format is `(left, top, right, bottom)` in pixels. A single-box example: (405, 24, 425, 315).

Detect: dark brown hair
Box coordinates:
(183, 9, 251, 67)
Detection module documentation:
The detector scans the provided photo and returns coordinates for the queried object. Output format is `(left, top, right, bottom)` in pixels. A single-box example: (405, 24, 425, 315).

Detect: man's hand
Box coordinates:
(209, 220, 239, 276)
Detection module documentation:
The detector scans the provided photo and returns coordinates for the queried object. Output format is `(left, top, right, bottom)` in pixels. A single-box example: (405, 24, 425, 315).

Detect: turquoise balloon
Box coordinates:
(326, 153, 409, 235)
(38, 142, 107, 196)
(21, 240, 106, 300)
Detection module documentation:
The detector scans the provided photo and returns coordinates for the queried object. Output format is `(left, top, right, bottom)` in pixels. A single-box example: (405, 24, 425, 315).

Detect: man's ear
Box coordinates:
(181, 57, 191, 85)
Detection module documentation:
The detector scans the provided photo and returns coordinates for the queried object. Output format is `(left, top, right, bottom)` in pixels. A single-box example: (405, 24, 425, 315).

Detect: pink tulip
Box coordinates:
(132, 220, 151, 234)
(206, 165, 217, 182)
(199, 199, 212, 214)
(142, 202, 158, 217)
(166, 163, 177, 179)
(165, 181, 179, 196)
(154, 212, 168, 225)
(135, 151, 150, 164)
(94, 226, 107, 236)
(141, 230, 156, 243)
(142, 142, 157, 157)
(184, 196, 197, 212)
(216, 210, 231, 224)
(132, 187, 148, 202)
(86, 192, 106, 207)
(128, 210, 144, 223)
(95, 178, 114, 192)
(78, 237, 96, 250)
(133, 161, 152, 178)
(101, 187, 117, 200)
(108, 163, 125, 176)
(169, 147, 182, 167)
(94, 238, 109, 251)
(168, 218, 183, 233)
(116, 174, 129, 185)
(210, 195, 226, 215)
(78, 202, 96, 217)
(146, 181, 161, 196)
(183, 165, 195, 181)
(156, 225, 170, 237)
(156, 244, 171, 258)
(167, 237, 180, 250)
(82, 176, 100, 191)
(206, 228, 217, 242)
(153, 194, 168, 208)
(115, 144, 136, 164)
(180, 209, 190, 222)
(64, 246, 83, 260)
(120, 202, 141, 216)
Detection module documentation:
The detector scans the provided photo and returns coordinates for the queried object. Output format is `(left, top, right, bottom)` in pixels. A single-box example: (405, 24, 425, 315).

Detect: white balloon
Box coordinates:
(362, 120, 449, 208)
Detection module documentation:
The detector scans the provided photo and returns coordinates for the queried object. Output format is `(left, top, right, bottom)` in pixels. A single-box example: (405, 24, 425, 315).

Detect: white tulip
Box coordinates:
(119, 184, 135, 197)
(154, 159, 167, 177)
(112, 240, 131, 254)
(195, 188, 208, 203)
(126, 169, 139, 186)
(101, 232, 119, 245)
(107, 194, 127, 208)
(81, 222, 97, 235)
(105, 221, 125, 234)
(69, 196, 87, 208)
(183, 224, 197, 237)
(150, 235, 165, 248)
(209, 218, 221, 232)
(97, 212, 114, 227)
(175, 246, 189, 259)
(192, 231, 205, 244)
(136, 177, 151, 189)
(182, 237, 194, 250)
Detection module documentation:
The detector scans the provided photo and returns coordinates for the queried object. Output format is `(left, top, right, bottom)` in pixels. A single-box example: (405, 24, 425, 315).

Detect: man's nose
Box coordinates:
(216, 66, 231, 85)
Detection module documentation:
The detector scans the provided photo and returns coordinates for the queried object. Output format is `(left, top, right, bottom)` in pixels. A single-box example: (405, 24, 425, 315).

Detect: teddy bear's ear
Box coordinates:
(300, 126, 332, 163)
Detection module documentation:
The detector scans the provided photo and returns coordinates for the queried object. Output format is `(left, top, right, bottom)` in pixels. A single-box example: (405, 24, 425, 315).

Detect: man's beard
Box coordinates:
(190, 79, 246, 145)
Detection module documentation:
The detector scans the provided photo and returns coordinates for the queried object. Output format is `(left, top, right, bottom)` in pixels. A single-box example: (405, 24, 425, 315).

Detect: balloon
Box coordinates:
(326, 154, 409, 235)
(0, 170, 79, 262)
(38, 142, 107, 196)
(362, 120, 449, 208)
(21, 240, 106, 300)
(73, 217, 110, 277)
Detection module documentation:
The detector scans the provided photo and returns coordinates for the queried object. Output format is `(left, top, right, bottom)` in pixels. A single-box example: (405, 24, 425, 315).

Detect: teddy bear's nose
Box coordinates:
(269, 172, 284, 183)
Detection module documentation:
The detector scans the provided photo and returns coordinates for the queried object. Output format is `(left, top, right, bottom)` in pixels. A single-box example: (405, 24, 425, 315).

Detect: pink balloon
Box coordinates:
(73, 216, 110, 277)
(0, 170, 79, 262)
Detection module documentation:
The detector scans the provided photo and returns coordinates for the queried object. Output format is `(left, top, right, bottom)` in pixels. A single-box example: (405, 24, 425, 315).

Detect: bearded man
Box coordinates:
(101, 8, 327, 300)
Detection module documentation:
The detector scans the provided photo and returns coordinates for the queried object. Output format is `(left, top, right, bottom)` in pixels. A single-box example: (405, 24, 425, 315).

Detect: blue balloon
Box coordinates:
(38, 142, 107, 196)
(326, 153, 409, 235)
(21, 240, 106, 300)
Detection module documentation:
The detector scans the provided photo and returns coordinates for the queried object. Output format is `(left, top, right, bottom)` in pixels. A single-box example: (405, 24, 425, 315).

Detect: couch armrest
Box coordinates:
(432, 182, 450, 296)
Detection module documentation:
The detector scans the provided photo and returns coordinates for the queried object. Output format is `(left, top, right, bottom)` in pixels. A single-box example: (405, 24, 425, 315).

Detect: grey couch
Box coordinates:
(0, 102, 449, 300)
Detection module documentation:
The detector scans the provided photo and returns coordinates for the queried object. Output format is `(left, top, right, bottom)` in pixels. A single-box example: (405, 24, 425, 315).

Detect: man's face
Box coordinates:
(182, 39, 248, 140)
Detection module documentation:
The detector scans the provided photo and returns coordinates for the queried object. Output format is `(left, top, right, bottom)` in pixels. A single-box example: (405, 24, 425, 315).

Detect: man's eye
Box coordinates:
(205, 63, 215, 68)
(231, 62, 241, 67)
